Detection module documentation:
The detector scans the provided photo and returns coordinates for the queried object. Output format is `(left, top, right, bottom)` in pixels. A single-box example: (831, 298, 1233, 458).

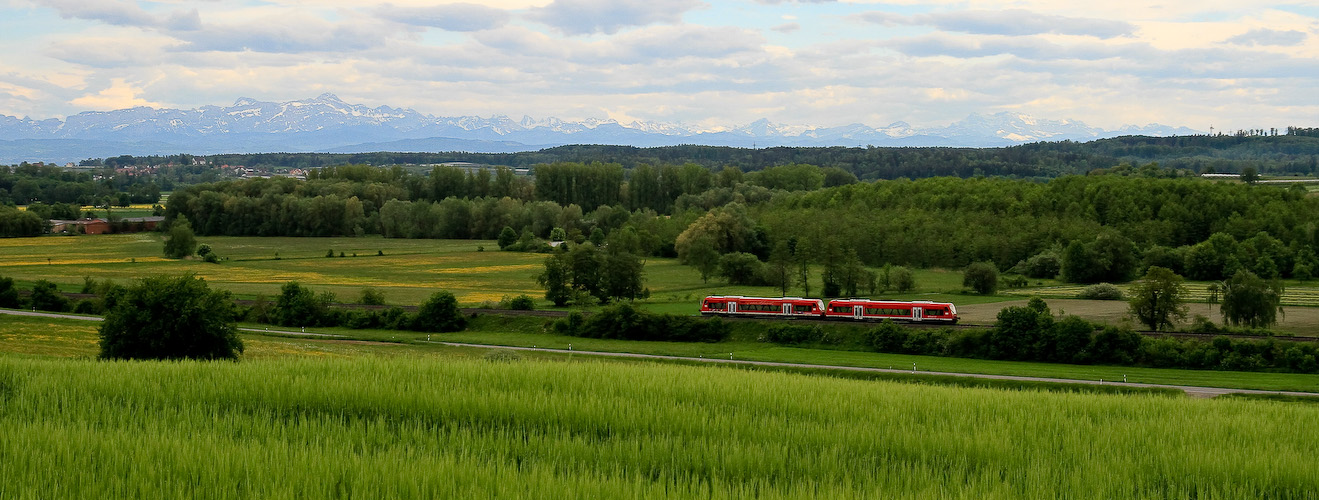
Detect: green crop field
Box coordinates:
(7, 313, 1319, 393)
(2, 356, 1317, 499)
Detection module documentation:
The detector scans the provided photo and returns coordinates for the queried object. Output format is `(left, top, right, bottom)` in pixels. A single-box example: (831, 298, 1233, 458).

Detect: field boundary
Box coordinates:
(421, 340, 1318, 399)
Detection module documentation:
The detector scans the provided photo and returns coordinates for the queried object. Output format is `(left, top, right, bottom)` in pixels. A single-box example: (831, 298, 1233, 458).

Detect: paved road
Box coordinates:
(6, 308, 1315, 399)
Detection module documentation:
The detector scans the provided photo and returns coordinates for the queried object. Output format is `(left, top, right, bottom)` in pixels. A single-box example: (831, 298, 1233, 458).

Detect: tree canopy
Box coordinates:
(98, 274, 242, 360)
(1127, 266, 1188, 331)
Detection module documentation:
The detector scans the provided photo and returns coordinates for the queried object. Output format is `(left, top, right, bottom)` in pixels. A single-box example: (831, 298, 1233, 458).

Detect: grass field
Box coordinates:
(0, 234, 1008, 310)
(2, 355, 1317, 498)
(5, 234, 1319, 333)
(8, 313, 1317, 393)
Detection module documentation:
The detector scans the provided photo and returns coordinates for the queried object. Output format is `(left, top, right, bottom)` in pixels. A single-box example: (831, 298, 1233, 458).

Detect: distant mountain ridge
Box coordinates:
(0, 93, 1200, 164)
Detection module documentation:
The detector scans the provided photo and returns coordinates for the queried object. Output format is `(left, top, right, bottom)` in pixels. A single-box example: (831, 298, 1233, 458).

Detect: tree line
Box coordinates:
(0, 162, 161, 206)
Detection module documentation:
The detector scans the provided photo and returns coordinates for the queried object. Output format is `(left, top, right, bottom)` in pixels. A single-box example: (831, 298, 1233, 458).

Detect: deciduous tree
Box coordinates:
(1128, 266, 1188, 331)
(98, 274, 242, 360)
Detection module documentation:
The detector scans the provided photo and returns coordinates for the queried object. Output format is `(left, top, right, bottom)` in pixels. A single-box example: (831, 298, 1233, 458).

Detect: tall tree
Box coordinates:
(963, 262, 999, 295)
(1219, 270, 1284, 328)
(163, 215, 198, 259)
(537, 249, 574, 307)
(1127, 266, 1188, 331)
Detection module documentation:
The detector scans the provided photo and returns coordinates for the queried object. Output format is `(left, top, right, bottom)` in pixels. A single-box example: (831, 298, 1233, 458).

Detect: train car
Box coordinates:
(822, 299, 959, 323)
(700, 296, 825, 318)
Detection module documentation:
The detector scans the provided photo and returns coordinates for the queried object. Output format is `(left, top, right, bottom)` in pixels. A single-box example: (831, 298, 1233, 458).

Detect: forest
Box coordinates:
(158, 158, 1319, 289)
(167, 132, 1319, 179)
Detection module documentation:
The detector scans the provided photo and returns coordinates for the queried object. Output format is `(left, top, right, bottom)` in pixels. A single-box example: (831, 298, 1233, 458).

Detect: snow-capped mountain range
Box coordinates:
(0, 93, 1200, 164)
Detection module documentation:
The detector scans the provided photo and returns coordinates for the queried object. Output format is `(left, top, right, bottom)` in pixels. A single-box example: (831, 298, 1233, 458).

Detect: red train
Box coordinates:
(700, 296, 958, 324)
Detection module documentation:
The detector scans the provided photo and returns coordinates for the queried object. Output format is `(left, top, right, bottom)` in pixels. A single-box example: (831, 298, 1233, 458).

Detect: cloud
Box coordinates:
(529, 0, 703, 35)
(857, 9, 1136, 39)
(173, 16, 393, 53)
(45, 37, 172, 67)
(374, 3, 510, 32)
(1227, 28, 1307, 46)
(34, 0, 199, 30)
(69, 78, 160, 110)
(771, 23, 801, 34)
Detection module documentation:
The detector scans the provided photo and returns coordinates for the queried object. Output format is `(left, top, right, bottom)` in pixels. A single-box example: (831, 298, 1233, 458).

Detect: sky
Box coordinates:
(0, 0, 1317, 131)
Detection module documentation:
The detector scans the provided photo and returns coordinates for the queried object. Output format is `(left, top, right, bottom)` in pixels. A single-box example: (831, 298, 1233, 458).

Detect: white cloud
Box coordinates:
(374, 3, 510, 31)
(69, 78, 160, 110)
(528, 0, 704, 35)
(1227, 28, 1308, 47)
(857, 9, 1135, 38)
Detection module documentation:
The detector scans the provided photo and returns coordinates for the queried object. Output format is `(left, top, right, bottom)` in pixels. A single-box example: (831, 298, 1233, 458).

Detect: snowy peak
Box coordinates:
(0, 95, 1204, 164)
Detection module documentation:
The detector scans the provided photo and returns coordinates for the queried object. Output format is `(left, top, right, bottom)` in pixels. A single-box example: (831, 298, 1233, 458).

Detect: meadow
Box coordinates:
(6, 233, 1319, 334)
(0, 234, 991, 309)
(2, 355, 1317, 499)
(9, 314, 1317, 393)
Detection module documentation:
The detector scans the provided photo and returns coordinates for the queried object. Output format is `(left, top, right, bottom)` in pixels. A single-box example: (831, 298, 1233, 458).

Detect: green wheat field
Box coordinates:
(2, 356, 1316, 499)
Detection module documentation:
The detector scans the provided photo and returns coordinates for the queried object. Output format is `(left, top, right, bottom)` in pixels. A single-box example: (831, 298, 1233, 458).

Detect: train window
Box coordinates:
(795, 305, 815, 313)
(706, 302, 726, 310)
(831, 306, 851, 313)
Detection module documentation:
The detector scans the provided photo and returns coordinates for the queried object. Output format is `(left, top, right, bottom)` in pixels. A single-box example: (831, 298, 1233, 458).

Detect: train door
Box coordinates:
(782, 303, 791, 315)
(853, 305, 863, 320)
(730, 302, 738, 314)
(912, 307, 923, 321)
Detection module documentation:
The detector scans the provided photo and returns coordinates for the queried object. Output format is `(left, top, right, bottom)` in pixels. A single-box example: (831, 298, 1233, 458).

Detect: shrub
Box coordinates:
(765, 324, 823, 344)
(497, 226, 518, 250)
(359, 288, 386, 306)
(0, 276, 21, 308)
(502, 295, 536, 310)
(162, 216, 197, 259)
(1019, 251, 1061, 279)
(1078, 283, 1124, 300)
(963, 262, 999, 295)
(272, 282, 330, 327)
(29, 280, 69, 312)
(412, 291, 466, 332)
(555, 303, 729, 342)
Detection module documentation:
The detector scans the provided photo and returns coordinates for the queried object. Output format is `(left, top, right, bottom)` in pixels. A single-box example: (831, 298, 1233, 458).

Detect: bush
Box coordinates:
(0, 276, 20, 308)
(29, 280, 69, 312)
(501, 295, 536, 310)
(890, 266, 916, 293)
(1019, 251, 1061, 279)
(1078, 283, 1124, 300)
(963, 262, 999, 295)
(497, 226, 518, 250)
(359, 288, 386, 306)
(554, 303, 729, 342)
(98, 275, 242, 360)
(162, 216, 197, 259)
(72, 300, 102, 315)
(764, 324, 824, 344)
(272, 282, 330, 327)
(412, 291, 466, 332)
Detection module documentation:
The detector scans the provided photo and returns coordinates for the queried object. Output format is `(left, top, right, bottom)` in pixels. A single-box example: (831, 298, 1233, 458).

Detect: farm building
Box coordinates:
(49, 216, 164, 235)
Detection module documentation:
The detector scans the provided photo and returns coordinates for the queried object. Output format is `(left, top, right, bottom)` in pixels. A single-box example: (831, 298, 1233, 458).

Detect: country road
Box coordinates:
(4, 308, 1316, 399)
